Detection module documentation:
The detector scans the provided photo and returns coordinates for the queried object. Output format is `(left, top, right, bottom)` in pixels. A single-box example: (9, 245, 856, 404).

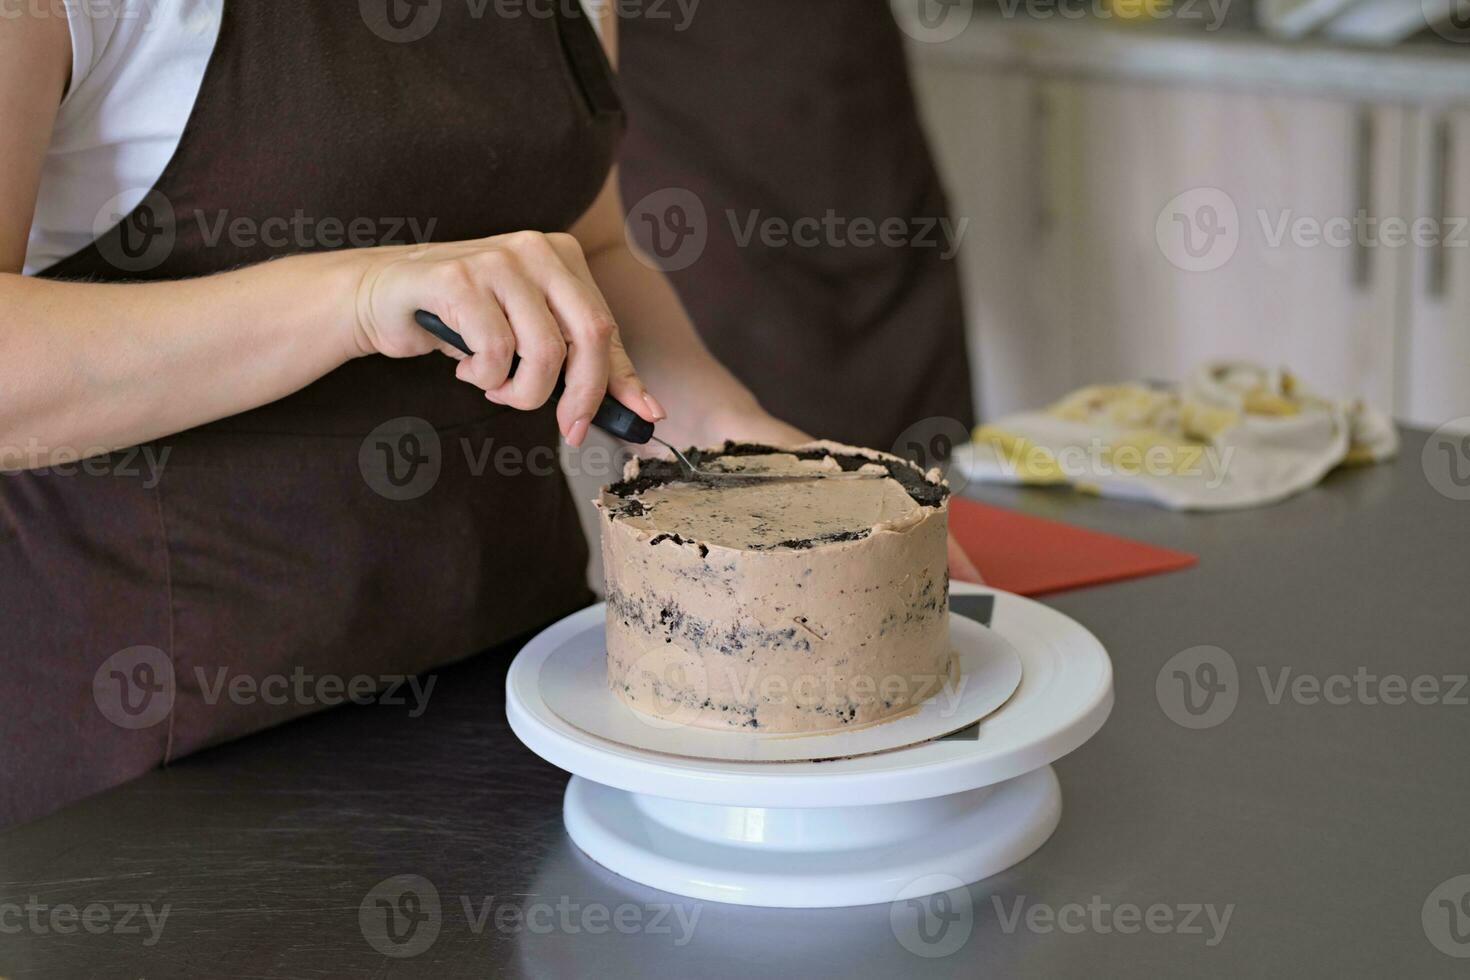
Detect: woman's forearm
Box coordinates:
(587, 242, 772, 447)
(0, 253, 364, 467)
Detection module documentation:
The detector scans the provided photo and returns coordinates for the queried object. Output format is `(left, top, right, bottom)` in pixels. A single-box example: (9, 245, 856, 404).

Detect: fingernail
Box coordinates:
(642, 391, 667, 421)
(566, 417, 590, 447)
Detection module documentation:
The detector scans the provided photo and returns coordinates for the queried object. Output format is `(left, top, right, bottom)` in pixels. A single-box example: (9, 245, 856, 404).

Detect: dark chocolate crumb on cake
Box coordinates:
(605, 441, 949, 509)
(751, 528, 872, 551)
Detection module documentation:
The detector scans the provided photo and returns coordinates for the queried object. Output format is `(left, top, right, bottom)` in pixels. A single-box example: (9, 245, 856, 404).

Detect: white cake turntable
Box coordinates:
(506, 583, 1113, 908)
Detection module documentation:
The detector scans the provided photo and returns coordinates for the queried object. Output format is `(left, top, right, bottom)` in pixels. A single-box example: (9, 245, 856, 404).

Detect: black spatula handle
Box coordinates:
(414, 310, 655, 444)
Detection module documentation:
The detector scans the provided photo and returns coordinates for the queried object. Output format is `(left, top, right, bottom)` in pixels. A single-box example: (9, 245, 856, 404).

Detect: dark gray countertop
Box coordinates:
(3, 428, 1468, 978)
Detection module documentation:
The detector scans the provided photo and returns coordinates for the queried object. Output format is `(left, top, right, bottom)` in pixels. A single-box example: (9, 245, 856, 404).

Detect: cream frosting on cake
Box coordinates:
(596, 441, 952, 734)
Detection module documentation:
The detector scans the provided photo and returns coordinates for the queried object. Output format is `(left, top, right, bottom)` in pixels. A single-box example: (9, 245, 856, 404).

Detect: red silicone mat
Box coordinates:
(949, 497, 1197, 596)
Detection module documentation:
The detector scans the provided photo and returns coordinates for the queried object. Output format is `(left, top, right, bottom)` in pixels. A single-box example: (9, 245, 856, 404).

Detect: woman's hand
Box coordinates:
(351, 231, 664, 447)
(947, 535, 984, 584)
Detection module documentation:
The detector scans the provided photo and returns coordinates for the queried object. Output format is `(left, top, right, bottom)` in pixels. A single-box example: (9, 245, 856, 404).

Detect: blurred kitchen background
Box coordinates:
(896, 0, 1470, 428)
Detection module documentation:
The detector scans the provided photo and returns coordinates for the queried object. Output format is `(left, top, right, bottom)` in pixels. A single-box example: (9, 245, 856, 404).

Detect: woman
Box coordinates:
(0, 0, 974, 827)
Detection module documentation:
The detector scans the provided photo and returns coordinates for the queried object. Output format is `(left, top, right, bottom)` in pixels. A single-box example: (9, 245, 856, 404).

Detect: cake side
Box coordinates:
(597, 441, 952, 734)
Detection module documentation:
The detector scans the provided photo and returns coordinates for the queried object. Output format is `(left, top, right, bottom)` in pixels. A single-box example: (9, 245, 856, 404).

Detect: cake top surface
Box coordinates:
(599, 442, 948, 552)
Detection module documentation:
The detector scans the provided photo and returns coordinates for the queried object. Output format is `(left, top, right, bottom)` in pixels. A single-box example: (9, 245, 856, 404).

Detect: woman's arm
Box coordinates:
(566, 5, 804, 449)
(570, 183, 805, 450)
(1, 236, 663, 467)
(0, 4, 67, 272)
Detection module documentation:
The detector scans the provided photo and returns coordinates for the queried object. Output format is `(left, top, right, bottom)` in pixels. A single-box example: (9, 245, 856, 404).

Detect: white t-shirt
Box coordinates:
(23, 0, 223, 275)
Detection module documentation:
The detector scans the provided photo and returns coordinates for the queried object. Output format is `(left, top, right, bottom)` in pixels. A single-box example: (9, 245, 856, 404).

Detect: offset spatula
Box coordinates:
(414, 310, 883, 484)
(415, 310, 655, 445)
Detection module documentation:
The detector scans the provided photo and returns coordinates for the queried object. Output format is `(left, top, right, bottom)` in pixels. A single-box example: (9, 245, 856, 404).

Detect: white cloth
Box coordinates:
(24, 0, 224, 276)
(958, 362, 1399, 511)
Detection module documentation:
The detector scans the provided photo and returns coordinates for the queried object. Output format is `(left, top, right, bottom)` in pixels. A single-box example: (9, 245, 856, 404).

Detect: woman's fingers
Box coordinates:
(362, 232, 664, 444)
(528, 237, 615, 442)
(443, 298, 516, 392)
(605, 328, 663, 423)
(548, 284, 614, 445)
(483, 265, 564, 412)
(539, 233, 660, 431)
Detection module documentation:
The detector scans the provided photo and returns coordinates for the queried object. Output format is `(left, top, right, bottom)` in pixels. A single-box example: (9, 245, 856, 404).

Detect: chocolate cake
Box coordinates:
(596, 441, 953, 734)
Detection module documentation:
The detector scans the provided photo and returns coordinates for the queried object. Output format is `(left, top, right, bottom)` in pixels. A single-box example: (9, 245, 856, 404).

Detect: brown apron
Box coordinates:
(1, 0, 622, 827)
(618, 0, 976, 449)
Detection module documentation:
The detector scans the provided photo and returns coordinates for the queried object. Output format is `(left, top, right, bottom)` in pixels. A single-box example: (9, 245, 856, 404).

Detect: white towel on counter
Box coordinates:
(957, 362, 1399, 511)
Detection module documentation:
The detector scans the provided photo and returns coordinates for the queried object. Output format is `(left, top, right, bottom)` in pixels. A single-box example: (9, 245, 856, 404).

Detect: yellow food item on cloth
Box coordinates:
(962, 362, 1397, 511)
